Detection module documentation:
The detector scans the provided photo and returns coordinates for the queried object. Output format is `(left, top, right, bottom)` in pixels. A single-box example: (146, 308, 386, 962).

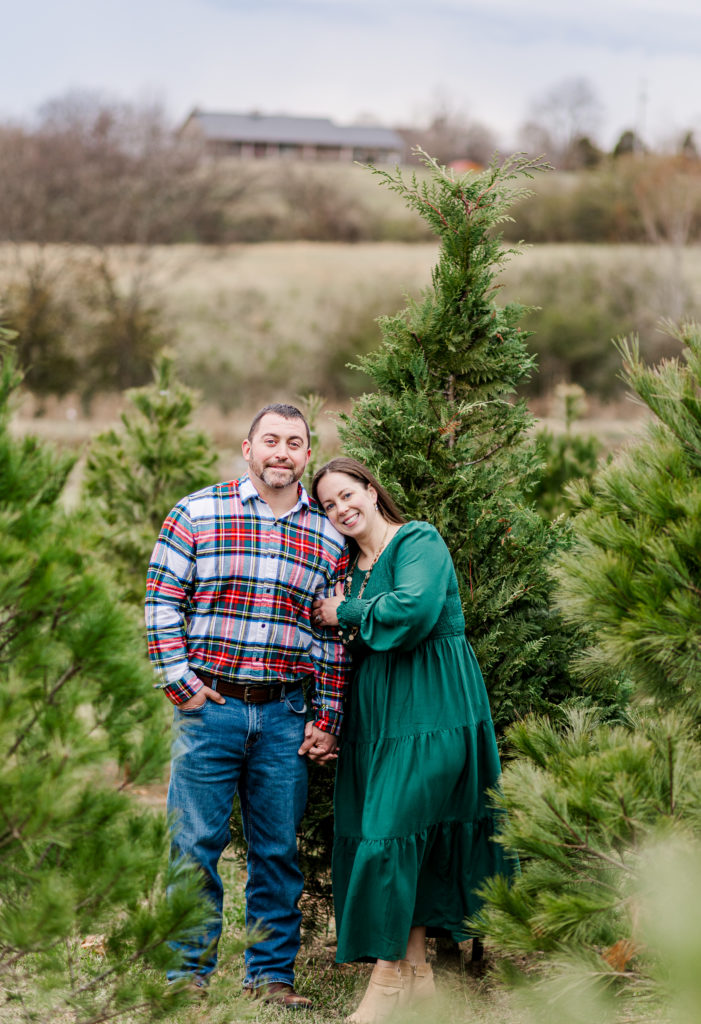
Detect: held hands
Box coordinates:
(312, 581, 344, 628)
(298, 722, 338, 764)
(180, 689, 338, 765)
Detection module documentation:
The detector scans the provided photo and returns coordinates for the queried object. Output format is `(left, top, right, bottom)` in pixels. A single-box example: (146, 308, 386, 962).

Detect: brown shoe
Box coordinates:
(244, 982, 312, 1010)
(171, 975, 209, 997)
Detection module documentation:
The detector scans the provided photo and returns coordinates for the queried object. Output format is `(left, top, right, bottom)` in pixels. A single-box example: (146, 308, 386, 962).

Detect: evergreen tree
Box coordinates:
(531, 384, 603, 520)
(340, 151, 583, 731)
(4, 258, 79, 402)
(82, 350, 217, 605)
(475, 327, 701, 1014)
(476, 707, 701, 1018)
(0, 339, 218, 1022)
(553, 321, 701, 718)
(291, 153, 590, 930)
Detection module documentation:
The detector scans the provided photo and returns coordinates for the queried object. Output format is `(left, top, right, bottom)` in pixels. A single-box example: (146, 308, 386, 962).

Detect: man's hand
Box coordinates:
(298, 722, 338, 764)
(179, 685, 226, 711)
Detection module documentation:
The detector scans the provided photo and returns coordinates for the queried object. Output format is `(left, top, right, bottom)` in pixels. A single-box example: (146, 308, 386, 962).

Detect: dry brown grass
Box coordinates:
(3, 240, 687, 457)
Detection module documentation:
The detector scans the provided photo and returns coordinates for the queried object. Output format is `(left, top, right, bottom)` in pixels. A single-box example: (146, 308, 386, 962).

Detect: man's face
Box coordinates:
(242, 413, 311, 491)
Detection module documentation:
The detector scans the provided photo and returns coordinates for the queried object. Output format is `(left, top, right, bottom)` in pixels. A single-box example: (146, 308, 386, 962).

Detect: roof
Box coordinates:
(183, 111, 405, 150)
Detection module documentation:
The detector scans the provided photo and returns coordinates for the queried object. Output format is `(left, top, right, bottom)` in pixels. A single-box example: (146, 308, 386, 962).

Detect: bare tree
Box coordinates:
(626, 154, 701, 318)
(399, 98, 499, 166)
(0, 91, 252, 244)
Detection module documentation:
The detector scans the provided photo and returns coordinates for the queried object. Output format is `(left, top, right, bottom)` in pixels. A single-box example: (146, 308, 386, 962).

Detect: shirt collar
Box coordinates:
(239, 474, 311, 510)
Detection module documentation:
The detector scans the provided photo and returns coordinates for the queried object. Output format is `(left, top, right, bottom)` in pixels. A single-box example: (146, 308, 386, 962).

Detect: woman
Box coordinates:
(311, 457, 514, 1024)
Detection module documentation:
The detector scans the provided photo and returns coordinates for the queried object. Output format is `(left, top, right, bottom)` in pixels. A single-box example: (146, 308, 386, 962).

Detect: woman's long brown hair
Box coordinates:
(311, 457, 405, 526)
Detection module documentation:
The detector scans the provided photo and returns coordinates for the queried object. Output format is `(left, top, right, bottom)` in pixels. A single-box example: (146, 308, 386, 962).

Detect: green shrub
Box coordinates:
(502, 255, 684, 398)
(4, 259, 79, 402)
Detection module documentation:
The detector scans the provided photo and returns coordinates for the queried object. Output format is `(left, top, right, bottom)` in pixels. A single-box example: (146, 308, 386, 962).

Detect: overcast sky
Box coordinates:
(3, 0, 701, 150)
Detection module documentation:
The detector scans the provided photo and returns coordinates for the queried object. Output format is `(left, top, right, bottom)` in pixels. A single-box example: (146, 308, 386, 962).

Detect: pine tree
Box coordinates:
(339, 151, 583, 731)
(553, 321, 701, 719)
(476, 707, 701, 1018)
(475, 326, 701, 1015)
(82, 350, 217, 605)
(531, 384, 603, 520)
(0, 339, 218, 1023)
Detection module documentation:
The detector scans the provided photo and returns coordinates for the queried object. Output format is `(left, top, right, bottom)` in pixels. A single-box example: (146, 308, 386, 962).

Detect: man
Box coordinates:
(145, 403, 348, 1008)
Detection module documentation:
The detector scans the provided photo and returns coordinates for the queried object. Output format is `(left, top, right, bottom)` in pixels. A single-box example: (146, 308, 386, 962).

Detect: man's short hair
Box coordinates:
(247, 404, 311, 448)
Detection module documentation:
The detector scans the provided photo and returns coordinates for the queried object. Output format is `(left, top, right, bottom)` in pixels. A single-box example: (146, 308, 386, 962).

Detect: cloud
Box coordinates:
(2, 0, 700, 148)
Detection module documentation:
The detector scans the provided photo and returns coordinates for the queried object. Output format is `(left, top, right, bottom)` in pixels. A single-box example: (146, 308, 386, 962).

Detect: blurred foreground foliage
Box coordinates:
(0, 337, 223, 1023)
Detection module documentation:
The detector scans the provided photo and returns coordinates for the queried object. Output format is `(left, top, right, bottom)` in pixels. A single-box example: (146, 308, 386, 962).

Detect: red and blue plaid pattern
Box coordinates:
(145, 475, 350, 734)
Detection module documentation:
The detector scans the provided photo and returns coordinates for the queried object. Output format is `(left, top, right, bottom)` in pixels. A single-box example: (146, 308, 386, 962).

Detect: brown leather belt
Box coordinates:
(195, 669, 298, 705)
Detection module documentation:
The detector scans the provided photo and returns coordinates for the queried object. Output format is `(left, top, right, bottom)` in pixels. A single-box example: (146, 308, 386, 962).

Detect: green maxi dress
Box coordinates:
(333, 520, 512, 964)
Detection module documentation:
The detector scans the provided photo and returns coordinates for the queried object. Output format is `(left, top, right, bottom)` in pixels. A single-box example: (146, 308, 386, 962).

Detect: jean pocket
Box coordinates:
(283, 688, 307, 716)
(177, 699, 208, 716)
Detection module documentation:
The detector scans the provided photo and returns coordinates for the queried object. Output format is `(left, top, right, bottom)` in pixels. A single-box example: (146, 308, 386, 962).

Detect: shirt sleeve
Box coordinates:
(144, 500, 203, 705)
(336, 523, 452, 652)
(309, 548, 351, 735)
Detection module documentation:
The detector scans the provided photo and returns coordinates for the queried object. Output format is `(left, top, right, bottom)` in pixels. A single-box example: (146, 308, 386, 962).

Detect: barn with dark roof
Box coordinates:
(180, 110, 406, 163)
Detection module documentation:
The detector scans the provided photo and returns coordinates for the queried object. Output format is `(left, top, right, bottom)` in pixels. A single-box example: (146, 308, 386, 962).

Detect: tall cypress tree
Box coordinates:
(340, 151, 582, 731)
(293, 154, 587, 931)
(0, 339, 218, 1023)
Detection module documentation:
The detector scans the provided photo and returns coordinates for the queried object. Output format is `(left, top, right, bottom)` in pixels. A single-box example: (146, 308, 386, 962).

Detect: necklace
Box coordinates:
(340, 523, 390, 644)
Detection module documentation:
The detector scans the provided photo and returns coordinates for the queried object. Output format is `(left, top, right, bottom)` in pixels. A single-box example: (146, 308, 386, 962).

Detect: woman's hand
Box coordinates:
(312, 581, 344, 628)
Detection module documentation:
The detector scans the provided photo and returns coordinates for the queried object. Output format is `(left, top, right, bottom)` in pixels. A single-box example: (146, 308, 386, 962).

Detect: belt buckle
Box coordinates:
(242, 684, 262, 704)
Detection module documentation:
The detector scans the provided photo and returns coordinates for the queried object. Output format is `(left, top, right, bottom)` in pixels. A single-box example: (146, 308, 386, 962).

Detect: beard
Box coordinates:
(248, 455, 302, 489)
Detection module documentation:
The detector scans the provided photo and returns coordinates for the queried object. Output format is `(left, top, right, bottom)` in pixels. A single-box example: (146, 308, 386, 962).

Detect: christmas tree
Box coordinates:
(475, 324, 701, 1013)
(293, 153, 590, 930)
(553, 321, 701, 717)
(531, 384, 603, 520)
(340, 151, 582, 731)
(0, 338, 217, 1022)
(476, 706, 701, 1019)
(82, 350, 217, 605)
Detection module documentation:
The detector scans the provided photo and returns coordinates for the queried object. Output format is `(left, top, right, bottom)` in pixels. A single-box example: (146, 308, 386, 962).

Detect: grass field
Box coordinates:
(4, 238, 682, 466)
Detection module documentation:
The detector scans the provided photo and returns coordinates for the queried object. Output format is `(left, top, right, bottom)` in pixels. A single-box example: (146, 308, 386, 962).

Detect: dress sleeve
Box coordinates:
(337, 522, 453, 652)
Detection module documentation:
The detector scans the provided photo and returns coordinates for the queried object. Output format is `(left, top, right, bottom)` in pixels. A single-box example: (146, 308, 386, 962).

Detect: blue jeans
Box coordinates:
(166, 685, 308, 986)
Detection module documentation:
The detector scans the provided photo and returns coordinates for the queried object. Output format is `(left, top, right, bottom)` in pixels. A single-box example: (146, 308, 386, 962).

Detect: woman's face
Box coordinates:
(316, 472, 378, 538)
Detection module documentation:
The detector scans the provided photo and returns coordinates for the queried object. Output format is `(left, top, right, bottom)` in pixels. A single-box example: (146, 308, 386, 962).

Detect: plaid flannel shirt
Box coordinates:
(145, 474, 350, 735)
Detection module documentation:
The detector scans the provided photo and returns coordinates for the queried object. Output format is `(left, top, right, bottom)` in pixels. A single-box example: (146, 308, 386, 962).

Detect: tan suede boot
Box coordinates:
(347, 965, 404, 1024)
(398, 960, 436, 1006)
(412, 962, 436, 1001)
